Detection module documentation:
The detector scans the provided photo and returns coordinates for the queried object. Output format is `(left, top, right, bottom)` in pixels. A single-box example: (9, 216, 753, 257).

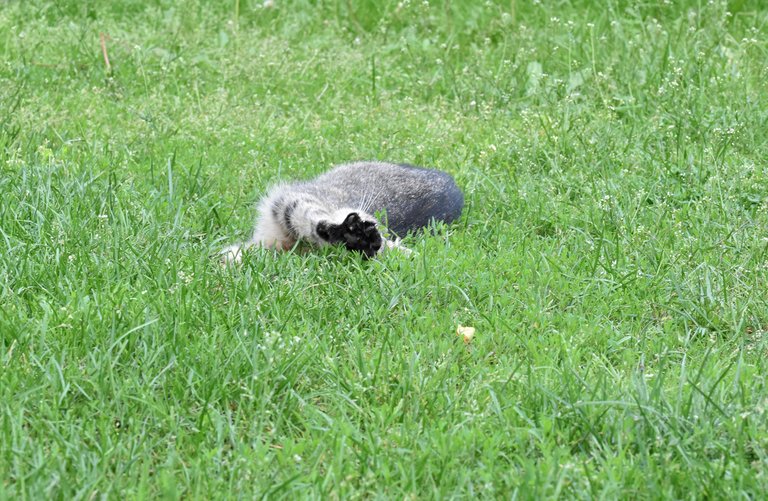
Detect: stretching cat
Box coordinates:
(221, 161, 463, 262)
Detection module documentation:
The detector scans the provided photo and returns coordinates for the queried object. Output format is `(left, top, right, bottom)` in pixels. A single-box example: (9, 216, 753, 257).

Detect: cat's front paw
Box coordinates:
(317, 212, 382, 258)
(220, 244, 245, 264)
(383, 237, 413, 256)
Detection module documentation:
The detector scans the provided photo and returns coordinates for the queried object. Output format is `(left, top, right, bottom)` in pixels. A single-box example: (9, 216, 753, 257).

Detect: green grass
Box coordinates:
(2, 0, 768, 497)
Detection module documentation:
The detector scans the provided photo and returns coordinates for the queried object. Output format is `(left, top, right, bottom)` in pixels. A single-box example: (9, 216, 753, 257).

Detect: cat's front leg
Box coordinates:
(382, 237, 412, 256)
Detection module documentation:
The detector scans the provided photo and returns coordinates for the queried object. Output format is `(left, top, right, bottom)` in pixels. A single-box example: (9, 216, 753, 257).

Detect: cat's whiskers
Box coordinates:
(359, 185, 385, 215)
(357, 189, 370, 213)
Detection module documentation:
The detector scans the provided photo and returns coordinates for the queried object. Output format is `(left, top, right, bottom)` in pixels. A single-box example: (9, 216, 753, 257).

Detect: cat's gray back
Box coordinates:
(294, 161, 463, 236)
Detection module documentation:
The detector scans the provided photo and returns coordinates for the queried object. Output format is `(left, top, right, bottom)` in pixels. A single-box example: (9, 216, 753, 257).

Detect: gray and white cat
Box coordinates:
(221, 161, 463, 262)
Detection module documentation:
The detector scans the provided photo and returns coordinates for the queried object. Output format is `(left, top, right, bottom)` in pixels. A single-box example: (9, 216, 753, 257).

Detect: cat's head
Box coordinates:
(317, 210, 382, 258)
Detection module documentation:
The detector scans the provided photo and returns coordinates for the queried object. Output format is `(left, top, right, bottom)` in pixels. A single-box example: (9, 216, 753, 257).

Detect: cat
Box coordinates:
(221, 161, 464, 263)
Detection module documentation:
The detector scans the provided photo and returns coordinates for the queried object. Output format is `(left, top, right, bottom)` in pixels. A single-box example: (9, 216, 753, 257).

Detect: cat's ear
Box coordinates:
(361, 220, 377, 236)
(343, 212, 361, 227)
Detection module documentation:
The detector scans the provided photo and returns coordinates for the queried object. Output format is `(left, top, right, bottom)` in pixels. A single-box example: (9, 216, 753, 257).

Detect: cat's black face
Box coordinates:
(317, 212, 382, 258)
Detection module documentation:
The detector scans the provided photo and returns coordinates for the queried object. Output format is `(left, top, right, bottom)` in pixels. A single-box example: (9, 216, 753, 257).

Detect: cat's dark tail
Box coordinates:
(385, 164, 464, 237)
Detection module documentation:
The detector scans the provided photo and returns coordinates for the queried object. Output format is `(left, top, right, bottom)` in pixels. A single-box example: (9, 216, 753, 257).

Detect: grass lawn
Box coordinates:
(2, 0, 768, 498)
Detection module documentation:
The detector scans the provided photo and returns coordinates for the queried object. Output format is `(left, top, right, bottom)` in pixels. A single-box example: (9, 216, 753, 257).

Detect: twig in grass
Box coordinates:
(100, 32, 112, 74)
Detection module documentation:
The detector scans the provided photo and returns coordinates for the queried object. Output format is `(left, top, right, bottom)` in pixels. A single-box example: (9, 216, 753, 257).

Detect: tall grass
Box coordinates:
(1, 0, 767, 497)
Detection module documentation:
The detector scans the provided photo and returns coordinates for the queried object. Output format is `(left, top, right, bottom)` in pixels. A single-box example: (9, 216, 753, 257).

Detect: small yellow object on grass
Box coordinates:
(457, 325, 475, 344)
